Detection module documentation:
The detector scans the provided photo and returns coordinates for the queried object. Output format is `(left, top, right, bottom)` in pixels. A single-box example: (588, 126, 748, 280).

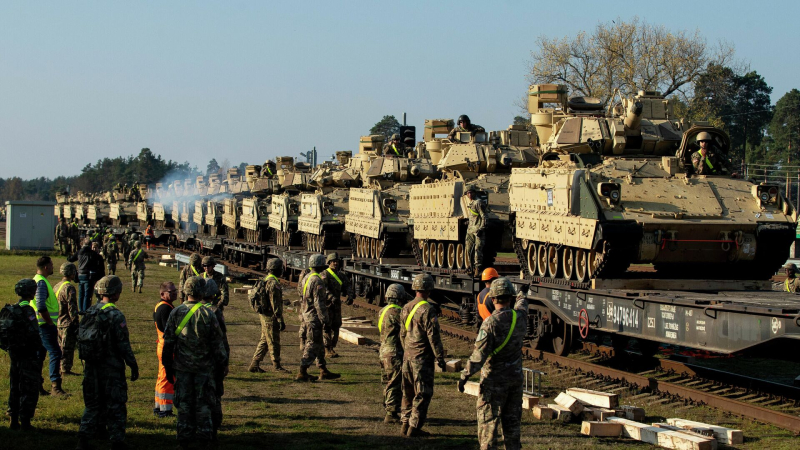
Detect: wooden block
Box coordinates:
(338, 328, 367, 345)
(532, 405, 554, 420)
(161, 254, 174, 260)
(462, 381, 480, 397)
(616, 405, 645, 421)
(437, 359, 462, 373)
(581, 408, 595, 421)
(554, 392, 584, 415)
(566, 387, 619, 408)
(581, 421, 623, 437)
(592, 407, 617, 421)
(657, 430, 717, 450)
(341, 316, 366, 321)
(241, 284, 253, 289)
(608, 417, 664, 443)
(547, 404, 573, 423)
(653, 424, 718, 448)
(342, 319, 372, 324)
(341, 325, 379, 334)
(653, 423, 714, 438)
(233, 287, 250, 294)
(666, 418, 742, 445)
(521, 394, 539, 410)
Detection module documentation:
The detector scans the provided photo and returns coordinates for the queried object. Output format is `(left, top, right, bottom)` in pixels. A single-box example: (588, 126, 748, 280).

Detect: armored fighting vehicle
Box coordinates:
(509, 84, 798, 281)
(407, 122, 538, 271)
(86, 195, 111, 227)
(222, 197, 242, 240)
(153, 202, 174, 229)
(193, 199, 207, 233)
(204, 198, 225, 237)
(269, 192, 301, 246)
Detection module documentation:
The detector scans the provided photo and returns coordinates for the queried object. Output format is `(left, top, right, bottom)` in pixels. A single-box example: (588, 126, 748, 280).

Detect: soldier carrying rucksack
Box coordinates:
(0, 279, 46, 431)
(248, 258, 287, 373)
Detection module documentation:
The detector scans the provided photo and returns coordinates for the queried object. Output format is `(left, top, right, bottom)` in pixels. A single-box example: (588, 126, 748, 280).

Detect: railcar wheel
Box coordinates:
(575, 248, 588, 282)
(456, 243, 465, 269)
(547, 246, 560, 278)
(562, 247, 574, 281)
(421, 241, 429, 266)
(436, 242, 445, 268)
(536, 244, 548, 278)
(527, 242, 537, 276)
(447, 243, 456, 269)
(551, 315, 573, 357)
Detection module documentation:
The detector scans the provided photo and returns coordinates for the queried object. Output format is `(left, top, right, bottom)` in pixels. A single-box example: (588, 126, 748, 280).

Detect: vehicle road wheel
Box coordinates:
(421, 241, 429, 267)
(575, 248, 588, 282)
(547, 246, 560, 278)
(447, 243, 456, 269)
(562, 247, 574, 281)
(436, 242, 445, 268)
(456, 243, 465, 269)
(536, 244, 548, 278)
(527, 242, 537, 276)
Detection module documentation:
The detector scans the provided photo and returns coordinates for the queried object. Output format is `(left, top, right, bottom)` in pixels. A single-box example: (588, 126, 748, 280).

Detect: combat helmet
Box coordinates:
(457, 114, 471, 126)
(190, 253, 202, 266)
(184, 276, 206, 298)
(60, 262, 77, 278)
(326, 252, 340, 263)
(390, 133, 400, 141)
(385, 283, 407, 302)
(411, 273, 434, 291)
(489, 277, 515, 298)
(309, 253, 327, 269)
(696, 131, 713, 142)
(266, 258, 284, 273)
(14, 279, 37, 299)
(785, 263, 798, 272)
(95, 275, 123, 296)
(202, 256, 216, 267)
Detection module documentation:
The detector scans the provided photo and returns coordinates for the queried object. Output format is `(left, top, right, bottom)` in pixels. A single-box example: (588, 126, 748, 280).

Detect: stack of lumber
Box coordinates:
(533, 388, 626, 423)
(232, 285, 253, 294)
(460, 381, 540, 410)
(159, 254, 176, 267)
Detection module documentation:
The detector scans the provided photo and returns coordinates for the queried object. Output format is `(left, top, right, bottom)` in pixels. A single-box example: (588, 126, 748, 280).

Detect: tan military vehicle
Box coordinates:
(176, 200, 197, 232)
(221, 197, 241, 240)
(240, 197, 271, 243)
(86, 201, 110, 227)
(204, 198, 224, 236)
(509, 84, 798, 281)
(171, 200, 182, 229)
(153, 202, 174, 229)
(297, 189, 350, 251)
(136, 201, 151, 228)
(269, 192, 302, 246)
(407, 122, 539, 271)
(192, 199, 207, 232)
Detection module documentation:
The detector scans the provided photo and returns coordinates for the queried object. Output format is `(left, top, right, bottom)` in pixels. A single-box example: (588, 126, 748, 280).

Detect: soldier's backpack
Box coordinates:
(248, 279, 273, 315)
(0, 304, 34, 352)
(77, 306, 112, 361)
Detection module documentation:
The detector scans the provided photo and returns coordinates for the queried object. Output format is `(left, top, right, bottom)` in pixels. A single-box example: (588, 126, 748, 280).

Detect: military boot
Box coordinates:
(400, 423, 409, 435)
(407, 426, 430, 437)
(51, 380, 68, 397)
(131, 285, 136, 293)
(138, 287, 143, 294)
(318, 366, 341, 380)
(248, 361, 266, 373)
(384, 412, 400, 424)
(20, 417, 33, 431)
(294, 366, 313, 382)
(9, 414, 19, 430)
(273, 362, 288, 373)
(326, 348, 339, 358)
(39, 382, 50, 396)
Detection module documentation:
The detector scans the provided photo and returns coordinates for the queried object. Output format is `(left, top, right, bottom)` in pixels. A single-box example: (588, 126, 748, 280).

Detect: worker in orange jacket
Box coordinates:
(153, 281, 177, 417)
(476, 268, 499, 324)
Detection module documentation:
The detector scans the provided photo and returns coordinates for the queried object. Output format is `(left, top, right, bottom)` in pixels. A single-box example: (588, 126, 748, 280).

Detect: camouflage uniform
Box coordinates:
(400, 297, 445, 431)
(300, 270, 329, 369)
(465, 196, 488, 272)
(162, 278, 228, 445)
(461, 286, 528, 450)
(202, 280, 230, 439)
(78, 301, 138, 445)
(70, 222, 81, 251)
(251, 274, 284, 368)
(380, 141, 408, 157)
(691, 150, 733, 175)
(201, 257, 229, 310)
(447, 123, 485, 140)
(321, 266, 353, 354)
(103, 240, 118, 275)
(128, 247, 146, 289)
(55, 221, 70, 255)
(179, 255, 204, 302)
(6, 288, 45, 427)
(54, 279, 79, 373)
(379, 296, 404, 417)
(784, 276, 800, 293)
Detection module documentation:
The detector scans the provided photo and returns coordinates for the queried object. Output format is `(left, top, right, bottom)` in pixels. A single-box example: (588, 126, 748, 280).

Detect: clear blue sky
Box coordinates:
(1, 1, 798, 179)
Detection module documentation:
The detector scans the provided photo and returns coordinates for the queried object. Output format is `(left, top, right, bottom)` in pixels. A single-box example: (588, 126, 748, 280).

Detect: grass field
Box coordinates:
(0, 252, 796, 449)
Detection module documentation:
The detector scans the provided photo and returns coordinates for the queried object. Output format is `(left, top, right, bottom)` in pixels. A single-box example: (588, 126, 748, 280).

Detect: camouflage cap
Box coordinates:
(266, 258, 283, 271)
(190, 253, 202, 265)
(411, 273, 434, 291)
(202, 256, 216, 266)
(385, 283, 406, 301)
(489, 277, 515, 298)
(308, 253, 326, 268)
(204, 279, 219, 299)
(184, 276, 206, 298)
(95, 275, 123, 296)
(326, 252, 340, 263)
(59, 262, 77, 278)
(14, 278, 37, 298)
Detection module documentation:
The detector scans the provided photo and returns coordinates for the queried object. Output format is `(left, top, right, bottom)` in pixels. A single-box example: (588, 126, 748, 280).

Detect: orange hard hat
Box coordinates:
(481, 267, 499, 281)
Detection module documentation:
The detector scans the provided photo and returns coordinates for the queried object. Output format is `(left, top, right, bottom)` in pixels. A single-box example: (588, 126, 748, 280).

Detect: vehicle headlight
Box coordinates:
(597, 182, 622, 204)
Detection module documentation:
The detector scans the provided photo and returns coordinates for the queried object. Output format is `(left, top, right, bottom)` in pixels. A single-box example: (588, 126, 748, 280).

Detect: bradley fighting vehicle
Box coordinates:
(221, 166, 279, 243)
(269, 157, 315, 247)
(346, 132, 440, 260)
(407, 120, 539, 271)
(510, 84, 797, 282)
(86, 192, 112, 226)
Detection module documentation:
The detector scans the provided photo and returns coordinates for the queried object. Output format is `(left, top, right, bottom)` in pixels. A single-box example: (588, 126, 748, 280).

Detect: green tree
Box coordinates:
(769, 89, 800, 163)
(207, 158, 220, 175)
(369, 115, 401, 138)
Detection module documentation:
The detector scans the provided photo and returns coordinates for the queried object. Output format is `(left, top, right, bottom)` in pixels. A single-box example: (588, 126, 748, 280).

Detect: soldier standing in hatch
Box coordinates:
(379, 283, 408, 424)
(201, 256, 229, 310)
(447, 114, 485, 140)
(104, 236, 119, 275)
(179, 253, 204, 303)
(54, 262, 80, 376)
(783, 263, 800, 293)
(249, 258, 287, 373)
(379, 133, 408, 157)
(321, 252, 354, 358)
(5, 279, 45, 431)
(465, 186, 488, 277)
(295, 254, 341, 382)
(128, 241, 146, 293)
(76, 275, 139, 450)
(691, 131, 736, 176)
(458, 277, 528, 450)
(162, 277, 228, 449)
(400, 273, 446, 437)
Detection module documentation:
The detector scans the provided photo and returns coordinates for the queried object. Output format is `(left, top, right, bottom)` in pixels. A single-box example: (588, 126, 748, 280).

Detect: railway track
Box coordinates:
(156, 246, 800, 434)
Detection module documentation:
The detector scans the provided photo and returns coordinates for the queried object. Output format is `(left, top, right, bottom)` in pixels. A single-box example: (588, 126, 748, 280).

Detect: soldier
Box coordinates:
(70, 220, 81, 253)
(691, 131, 736, 176)
(104, 236, 119, 275)
(162, 277, 228, 449)
(3, 279, 45, 430)
(32, 256, 68, 396)
(76, 275, 139, 450)
(179, 253, 204, 302)
(261, 159, 277, 178)
(54, 262, 80, 376)
(321, 252, 354, 358)
(447, 114, 485, 140)
(784, 263, 800, 293)
(476, 268, 499, 324)
(249, 258, 288, 373)
(153, 282, 177, 418)
(128, 241, 146, 294)
(380, 133, 408, 158)
(55, 217, 71, 255)
(458, 277, 527, 450)
(379, 283, 409, 424)
(465, 186, 488, 277)
(295, 254, 340, 382)
(202, 256, 229, 310)
(202, 279, 230, 439)
(400, 273, 446, 437)
(145, 224, 155, 250)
